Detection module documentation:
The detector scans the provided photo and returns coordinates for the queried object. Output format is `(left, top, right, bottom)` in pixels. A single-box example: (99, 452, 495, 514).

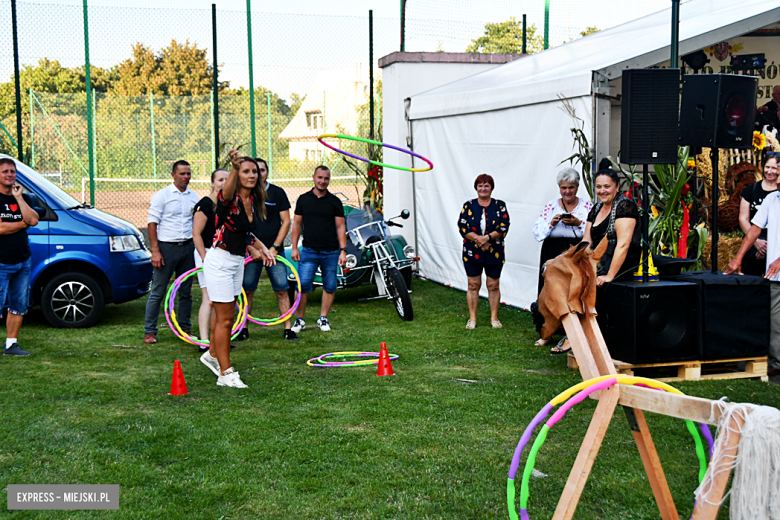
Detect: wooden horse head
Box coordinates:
(537, 237, 607, 340)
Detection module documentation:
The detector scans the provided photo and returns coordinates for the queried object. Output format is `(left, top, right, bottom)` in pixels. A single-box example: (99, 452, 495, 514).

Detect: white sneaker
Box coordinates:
(200, 351, 221, 377)
(217, 367, 247, 388)
(291, 318, 306, 333)
(317, 316, 331, 332)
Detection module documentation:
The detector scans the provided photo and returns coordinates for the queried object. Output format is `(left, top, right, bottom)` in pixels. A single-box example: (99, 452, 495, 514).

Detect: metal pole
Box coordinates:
(522, 14, 527, 54)
(91, 87, 96, 178)
(267, 91, 272, 179)
(29, 88, 34, 168)
(11, 0, 23, 162)
(369, 10, 374, 142)
(642, 164, 649, 282)
(711, 148, 719, 273)
(83, 0, 95, 205)
(544, 0, 550, 50)
(150, 92, 157, 189)
(212, 3, 219, 167)
(323, 91, 327, 166)
(670, 0, 680, 68)
(400, 0, 406, 52)
(246, 0, 257, 157)
(210, 91, 215, 170)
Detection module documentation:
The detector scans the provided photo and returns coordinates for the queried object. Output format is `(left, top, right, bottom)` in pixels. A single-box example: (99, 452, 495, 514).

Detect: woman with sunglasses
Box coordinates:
(738, 154, 779, 276)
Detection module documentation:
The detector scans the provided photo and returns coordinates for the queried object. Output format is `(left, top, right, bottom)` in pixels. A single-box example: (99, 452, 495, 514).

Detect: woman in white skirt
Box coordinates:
(200, 150, 275, 388)
(192, 168, 228, 351)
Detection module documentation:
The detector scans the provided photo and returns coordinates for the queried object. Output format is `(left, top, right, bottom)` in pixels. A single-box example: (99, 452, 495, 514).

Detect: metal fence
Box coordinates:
(0, 0, 682, 228)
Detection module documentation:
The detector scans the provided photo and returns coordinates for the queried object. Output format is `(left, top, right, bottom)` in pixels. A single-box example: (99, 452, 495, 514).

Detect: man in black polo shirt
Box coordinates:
(291, 165, 347, 333)
(0, 158, 39, 356)
(240, 158, 297, 341)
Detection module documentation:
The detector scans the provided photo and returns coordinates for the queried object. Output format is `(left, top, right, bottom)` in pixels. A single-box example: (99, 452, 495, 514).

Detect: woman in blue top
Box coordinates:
(458, 174, 510, 329)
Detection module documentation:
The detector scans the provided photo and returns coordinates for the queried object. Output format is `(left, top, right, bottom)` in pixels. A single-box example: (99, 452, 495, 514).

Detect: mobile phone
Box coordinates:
(560, 213, 573, 219)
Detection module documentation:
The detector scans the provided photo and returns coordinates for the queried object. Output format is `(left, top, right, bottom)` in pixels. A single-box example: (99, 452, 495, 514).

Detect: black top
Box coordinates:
(457, 198, 511, 265)
(0, 193, 33, 264)
(194, 196, 216, 248)
(253, 183, 291, 248)
(756, 99, 780, 131)
(588, 196, 641, 277)
(741, 181, 775, 241)
(294, 189, 345, 251)
(213, 190, 259, 256)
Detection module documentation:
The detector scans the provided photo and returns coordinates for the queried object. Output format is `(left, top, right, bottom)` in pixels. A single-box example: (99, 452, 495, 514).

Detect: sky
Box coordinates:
(0, 0, 687, 103)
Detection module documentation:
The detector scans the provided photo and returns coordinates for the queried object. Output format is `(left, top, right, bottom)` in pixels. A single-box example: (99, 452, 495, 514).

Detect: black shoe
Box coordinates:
(198, 345, 209, 353)
(4, 343, 30, 356)
(284, 329, 299, 341)
(235, 328, 249, 341)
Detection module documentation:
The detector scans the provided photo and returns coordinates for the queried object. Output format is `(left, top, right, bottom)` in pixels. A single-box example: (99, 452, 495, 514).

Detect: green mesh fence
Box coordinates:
(0, 0, 681, 228)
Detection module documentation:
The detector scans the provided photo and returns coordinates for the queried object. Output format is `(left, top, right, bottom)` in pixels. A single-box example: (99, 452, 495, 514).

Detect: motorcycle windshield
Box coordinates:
(347, 206, 386, 245)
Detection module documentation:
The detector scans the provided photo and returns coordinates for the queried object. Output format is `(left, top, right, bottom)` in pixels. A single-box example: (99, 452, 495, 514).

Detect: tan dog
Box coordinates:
(537, 238, 608, 340)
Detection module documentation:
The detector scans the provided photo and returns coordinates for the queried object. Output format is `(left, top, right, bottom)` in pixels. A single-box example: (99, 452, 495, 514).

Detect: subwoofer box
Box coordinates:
(596, 280, 699, 364)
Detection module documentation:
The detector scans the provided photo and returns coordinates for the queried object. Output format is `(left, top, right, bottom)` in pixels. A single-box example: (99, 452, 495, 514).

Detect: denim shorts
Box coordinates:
(298, 247, 340, 293)
(0, 257, 32, 317)
(243, 258, 289, 292)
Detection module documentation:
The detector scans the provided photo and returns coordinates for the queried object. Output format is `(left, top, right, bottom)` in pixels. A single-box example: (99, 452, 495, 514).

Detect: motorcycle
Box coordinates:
(283, 205, 418, 321)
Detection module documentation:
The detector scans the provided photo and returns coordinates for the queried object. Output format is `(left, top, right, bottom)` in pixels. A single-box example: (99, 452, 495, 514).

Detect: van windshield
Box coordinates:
(12, 159, 81, 208)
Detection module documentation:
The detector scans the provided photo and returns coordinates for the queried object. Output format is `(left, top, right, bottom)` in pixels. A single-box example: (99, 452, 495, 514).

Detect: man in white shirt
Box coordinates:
(143, 160, 201, 343)
(725, 184, 780, 377)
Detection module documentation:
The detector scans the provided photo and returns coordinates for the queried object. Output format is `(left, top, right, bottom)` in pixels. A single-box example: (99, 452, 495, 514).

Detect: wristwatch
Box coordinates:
(339, 247, 348, 252)
(272, 244, 282, 250)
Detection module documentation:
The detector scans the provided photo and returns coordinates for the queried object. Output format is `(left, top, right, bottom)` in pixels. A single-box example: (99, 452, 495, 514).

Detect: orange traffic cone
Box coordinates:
(169, 360, 188, 395)
(376, 342, 395, 376)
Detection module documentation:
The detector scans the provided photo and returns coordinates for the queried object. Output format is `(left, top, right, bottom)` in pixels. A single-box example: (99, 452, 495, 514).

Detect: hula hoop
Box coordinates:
(317, 133, 433, 172)
(246, 255, 302, 326)
(306, 351, 400, 367)
(506, 375, 712, 520)
(165, 268, 247, 348)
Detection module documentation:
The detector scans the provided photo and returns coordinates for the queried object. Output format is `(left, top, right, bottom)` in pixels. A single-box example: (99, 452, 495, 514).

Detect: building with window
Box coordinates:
(279, 68, 379, 162)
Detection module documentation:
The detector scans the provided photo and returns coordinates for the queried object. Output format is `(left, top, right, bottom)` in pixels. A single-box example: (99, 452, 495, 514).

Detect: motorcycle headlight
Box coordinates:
(345, 254, 358, 269)
(402, 245, 415, 259)
(110, 235, 141, 252)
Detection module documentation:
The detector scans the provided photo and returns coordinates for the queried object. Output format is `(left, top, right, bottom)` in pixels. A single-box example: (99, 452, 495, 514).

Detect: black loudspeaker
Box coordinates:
(620, 68, 680, 164)
(663, 271, 769, 359)
(678, 74, 758, 149)
(597, 280, 699, 364)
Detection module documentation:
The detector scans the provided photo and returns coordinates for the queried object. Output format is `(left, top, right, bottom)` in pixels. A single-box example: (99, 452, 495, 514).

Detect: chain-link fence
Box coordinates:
(0, 0, 680, 228)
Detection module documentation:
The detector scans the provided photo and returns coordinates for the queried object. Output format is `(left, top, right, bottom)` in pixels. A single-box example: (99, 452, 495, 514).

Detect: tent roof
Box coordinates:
(408, 0, 780, 120)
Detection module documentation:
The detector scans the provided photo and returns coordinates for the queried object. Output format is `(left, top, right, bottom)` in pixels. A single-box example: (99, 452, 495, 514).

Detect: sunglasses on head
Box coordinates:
(766, 151, 779, 158)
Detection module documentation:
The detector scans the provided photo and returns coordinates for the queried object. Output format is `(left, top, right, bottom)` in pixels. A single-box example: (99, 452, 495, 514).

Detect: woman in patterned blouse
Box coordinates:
(457, 174, 510, 329)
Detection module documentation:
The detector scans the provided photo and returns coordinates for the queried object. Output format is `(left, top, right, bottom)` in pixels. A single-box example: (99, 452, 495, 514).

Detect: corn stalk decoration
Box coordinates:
(558, 96, 595, 201)
(607, 147, 708, 269)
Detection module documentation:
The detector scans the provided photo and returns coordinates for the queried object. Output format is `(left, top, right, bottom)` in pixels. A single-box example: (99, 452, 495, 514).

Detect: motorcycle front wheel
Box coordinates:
(386, 267, 413, 321)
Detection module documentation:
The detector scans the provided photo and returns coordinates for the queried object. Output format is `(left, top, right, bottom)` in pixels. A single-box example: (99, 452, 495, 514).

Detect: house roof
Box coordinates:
(279, 68, 381, 141)
(407, 0, 780, 120)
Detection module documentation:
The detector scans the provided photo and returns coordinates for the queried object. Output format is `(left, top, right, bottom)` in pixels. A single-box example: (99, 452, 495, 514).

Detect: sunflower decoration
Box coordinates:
(753, 130, 767, 152)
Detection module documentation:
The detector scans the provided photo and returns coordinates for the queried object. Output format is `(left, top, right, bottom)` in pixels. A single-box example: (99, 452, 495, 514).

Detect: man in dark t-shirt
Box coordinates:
(756, 86, 780, 132)
(290, 165, 346, 334)
(240, 158, 296, 341)
(0, 158, 39, 356)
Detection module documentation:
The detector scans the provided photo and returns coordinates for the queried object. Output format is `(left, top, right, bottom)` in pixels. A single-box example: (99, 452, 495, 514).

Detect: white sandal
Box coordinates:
(491, 320, 502, 329)
(466, 320, 476, 329)
(534, 338, 549, 346)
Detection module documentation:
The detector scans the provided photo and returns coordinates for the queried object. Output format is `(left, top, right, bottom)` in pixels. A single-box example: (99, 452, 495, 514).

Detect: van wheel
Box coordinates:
(41, 272, 105, 328)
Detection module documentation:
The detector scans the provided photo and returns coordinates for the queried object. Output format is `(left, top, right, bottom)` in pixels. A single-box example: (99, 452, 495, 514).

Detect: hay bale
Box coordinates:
(702, 235, 744, 271)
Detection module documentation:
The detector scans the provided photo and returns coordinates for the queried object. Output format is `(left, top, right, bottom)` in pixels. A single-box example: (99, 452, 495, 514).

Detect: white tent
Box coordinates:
(402, 0, 780, 309)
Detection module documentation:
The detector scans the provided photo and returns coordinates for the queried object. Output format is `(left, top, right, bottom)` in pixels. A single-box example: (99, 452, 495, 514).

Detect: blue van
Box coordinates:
(4, 155, 153, 328)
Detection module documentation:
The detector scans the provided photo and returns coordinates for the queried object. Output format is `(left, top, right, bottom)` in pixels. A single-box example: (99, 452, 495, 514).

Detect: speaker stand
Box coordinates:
(555, 312, 739, 519)
(710, 148, 720, 273)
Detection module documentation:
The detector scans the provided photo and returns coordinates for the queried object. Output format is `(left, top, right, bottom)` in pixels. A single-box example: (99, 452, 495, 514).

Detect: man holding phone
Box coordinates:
(0, 158, 39, 356)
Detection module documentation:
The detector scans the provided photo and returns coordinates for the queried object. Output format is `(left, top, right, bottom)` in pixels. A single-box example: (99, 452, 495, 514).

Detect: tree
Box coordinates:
(112, 40, 227, 96)
(466, 17, 546, 55)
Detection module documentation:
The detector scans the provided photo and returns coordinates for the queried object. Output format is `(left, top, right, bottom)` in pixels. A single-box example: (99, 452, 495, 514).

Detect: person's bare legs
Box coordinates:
(296, 292, 308, 320)
(320, 291, 335, 317)
(245, 289, 256, 317)
(197, 288, 214, 341)
(6, 314, 23, 340)
(486, 276, 500, 322)
(275, 290, 293, 330)
(466, 275, 482, 323)
(210, 301, 234, 375)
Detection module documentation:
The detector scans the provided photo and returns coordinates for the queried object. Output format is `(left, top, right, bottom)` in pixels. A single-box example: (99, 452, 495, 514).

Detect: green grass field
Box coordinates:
(1, 278, 777, 519)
